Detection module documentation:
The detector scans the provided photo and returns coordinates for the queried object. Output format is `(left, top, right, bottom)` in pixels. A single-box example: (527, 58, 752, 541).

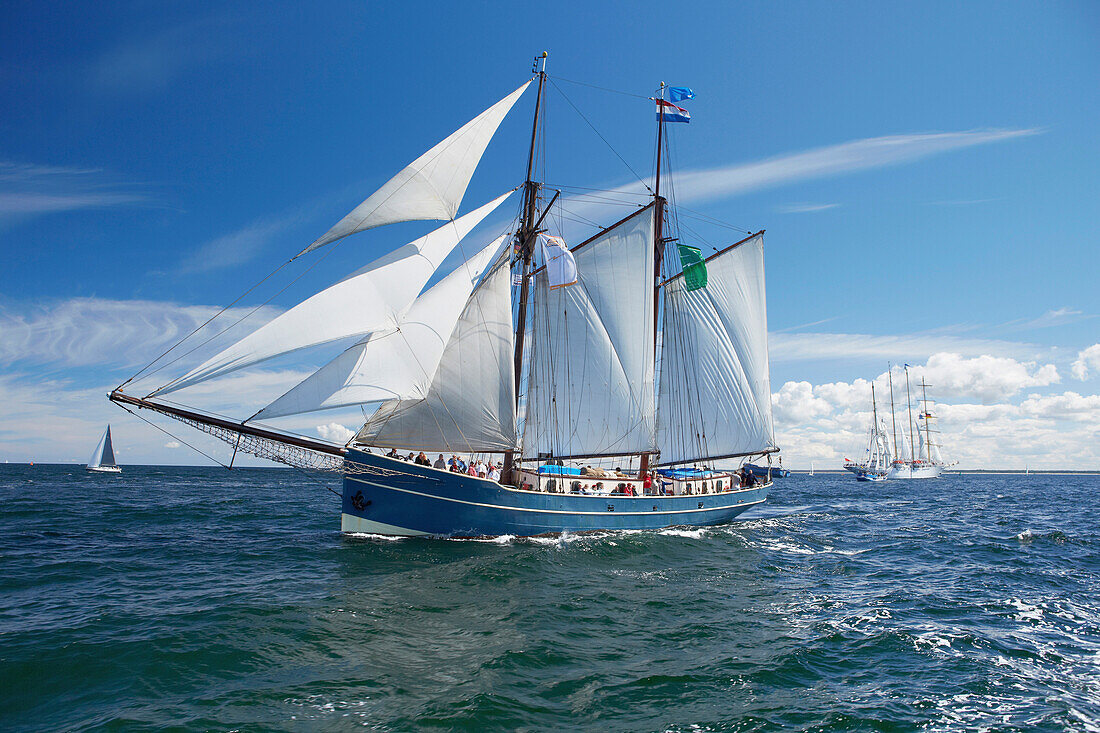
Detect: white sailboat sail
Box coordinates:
(657, 234, 775, 465)
(521, 206, 657, 459)
(156, 191, 514, 396)
(300, 82, 530, 255)
(355, 256, 516, 452)
(87, 426, 118, 469)
(254, 234, 508, 420)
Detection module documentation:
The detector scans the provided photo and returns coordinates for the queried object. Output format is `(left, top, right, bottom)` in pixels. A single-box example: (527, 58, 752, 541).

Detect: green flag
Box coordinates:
(677, 244, 707, 291)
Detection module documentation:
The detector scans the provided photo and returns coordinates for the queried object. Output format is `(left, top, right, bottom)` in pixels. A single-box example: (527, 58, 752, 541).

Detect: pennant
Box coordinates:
(540, 234, 578, 289)
(669, 87, 694, 103)
(656, 99, 691, 123)
(677, 244, 707, 291)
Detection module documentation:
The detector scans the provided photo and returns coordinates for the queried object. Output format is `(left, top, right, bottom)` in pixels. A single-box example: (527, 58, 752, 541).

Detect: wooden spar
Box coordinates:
(655, 446, 780, 468)
(518, 450, 658, 463)
(642, 83, 667, 480)
(657, 230, 765, 287)
(109, 390, 346, 457)
(503, 56, 548, 485)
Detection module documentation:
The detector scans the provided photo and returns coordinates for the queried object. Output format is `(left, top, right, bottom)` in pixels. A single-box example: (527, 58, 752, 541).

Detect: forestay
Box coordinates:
(522, 205, 657, 460)
(156, 191, 514, 396)
(355, 256, 516, 452)
(253, 234, 508, 420)
(657, 234, 775, 465)
(300, 81, 530, 255)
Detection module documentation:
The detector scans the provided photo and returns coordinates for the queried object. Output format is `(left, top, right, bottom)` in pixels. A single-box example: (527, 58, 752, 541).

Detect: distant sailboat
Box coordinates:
(844, 383, 890, 482)
(86, 426, 122, 474)
(809, 461, 814, 477)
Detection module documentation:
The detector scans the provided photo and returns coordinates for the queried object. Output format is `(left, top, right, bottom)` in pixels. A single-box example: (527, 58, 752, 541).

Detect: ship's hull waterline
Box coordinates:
(887, 462, 942, 480)
(341, 448, 767, 537)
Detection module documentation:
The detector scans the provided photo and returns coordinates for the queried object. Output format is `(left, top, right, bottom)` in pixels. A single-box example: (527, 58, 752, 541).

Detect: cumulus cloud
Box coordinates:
(1071, 344, 1100, 380)
(770, 353, 1096, 470)
(316, 423, 355, 444)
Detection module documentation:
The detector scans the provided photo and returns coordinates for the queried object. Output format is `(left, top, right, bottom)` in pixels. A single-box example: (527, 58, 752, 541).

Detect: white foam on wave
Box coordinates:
(659, 527, 709, 539)
(345, 532, 406, 542)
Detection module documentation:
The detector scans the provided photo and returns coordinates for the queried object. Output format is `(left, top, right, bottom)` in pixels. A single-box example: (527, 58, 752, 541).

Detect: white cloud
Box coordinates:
(1071, 344, 1100, 380)
(87, 19, 232, 95)
(0, 161, 146, 224)
(316, 423, 355, 443)
(164, 441, 181, 449)
(769, 331, 1039, 364)
(0, 297, 281, 373)
(775, 203, 839, 214)
(770, 353, 1096, 470)
(179, 210, 310, 274)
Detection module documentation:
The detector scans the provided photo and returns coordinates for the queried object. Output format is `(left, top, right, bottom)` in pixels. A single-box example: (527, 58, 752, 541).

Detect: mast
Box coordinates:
(905, 365, 915, 464)
(640, 82, 668, 479)
(888, 365, 899, 459)
(920, 378, 932, 463)
(871, 383, 880, 467)
(503, 53, 547, 484)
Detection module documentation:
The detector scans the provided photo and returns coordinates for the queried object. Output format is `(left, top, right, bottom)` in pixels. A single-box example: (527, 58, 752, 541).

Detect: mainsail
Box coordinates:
(155, 191, 514, 396)
(521, 205, 657, 460)
(657, 233, 775, 465)
(300, 82, 531, 255)
(254, 234, 509, 420)
(355, 256, 517, 452)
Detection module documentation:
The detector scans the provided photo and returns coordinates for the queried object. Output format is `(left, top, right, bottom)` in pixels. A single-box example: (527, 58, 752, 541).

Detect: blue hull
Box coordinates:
(341, 448, 768, 537)
(744, 463, 789, 479)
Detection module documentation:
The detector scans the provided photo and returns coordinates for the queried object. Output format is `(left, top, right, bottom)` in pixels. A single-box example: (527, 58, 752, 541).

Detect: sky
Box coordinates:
(1, 1, 1098, 469)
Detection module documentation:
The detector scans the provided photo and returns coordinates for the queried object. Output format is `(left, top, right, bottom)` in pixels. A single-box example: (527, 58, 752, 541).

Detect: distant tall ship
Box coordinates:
(844, 384, 891, 482)
(108, 56, 779, 537)
(86, 426, 121, 474)
(885, 365, 955, 479)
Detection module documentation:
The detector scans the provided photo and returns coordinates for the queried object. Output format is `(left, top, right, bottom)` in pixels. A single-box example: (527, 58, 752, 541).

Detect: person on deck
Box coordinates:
(642, 473, 653, 495)
(434, 454, 446, 470)
(467, 461, 478, 477)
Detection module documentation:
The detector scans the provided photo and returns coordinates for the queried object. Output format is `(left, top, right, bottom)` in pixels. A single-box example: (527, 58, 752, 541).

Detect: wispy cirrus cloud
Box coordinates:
(179, 212, 308, 274)
(774, 202, 839, 214)
(0, 161, 147, 224)
(669, 128, 1040, 205)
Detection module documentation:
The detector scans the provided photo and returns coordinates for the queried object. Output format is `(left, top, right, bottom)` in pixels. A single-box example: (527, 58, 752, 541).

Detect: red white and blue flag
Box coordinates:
(656, 99, 691, 123)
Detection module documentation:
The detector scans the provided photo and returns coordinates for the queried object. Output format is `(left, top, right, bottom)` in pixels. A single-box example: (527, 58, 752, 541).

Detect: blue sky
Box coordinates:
(1, 1, 1098, 467)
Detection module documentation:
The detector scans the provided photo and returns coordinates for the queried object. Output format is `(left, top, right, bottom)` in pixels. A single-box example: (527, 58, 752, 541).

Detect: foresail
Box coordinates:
(657, 233, 775, 465)
(155, 191, 514, 396)
(355, 256, 516, 452)
(254, 234, 508, 420)
(522, 205, 657, 460)
(300, 81, 531, 256)
(87, 428, 108, 469)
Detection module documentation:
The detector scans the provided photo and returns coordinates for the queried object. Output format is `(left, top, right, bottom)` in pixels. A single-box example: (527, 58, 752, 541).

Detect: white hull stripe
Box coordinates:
(347, 475, 764, 517)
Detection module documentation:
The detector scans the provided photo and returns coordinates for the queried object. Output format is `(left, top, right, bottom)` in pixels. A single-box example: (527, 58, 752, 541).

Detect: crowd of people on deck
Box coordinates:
(380, 447, 763, 494)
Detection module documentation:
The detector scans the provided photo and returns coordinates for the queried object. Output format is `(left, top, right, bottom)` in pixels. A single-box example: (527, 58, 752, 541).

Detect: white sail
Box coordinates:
(355, 256, 516, 452)
(657, 234, 775, 465)
(156, 191, 514, 396)
(254, 234, 508, 420)
(87, 426, 117, 469)
(300, 82, 530, 255)
(522, 206, 657, 459)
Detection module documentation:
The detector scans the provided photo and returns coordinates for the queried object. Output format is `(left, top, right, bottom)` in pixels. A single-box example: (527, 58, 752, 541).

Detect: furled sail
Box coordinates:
(299, 81, 531, 256)
(521, 205, 657, 460)
(254, 234, 508, 420)
(88, 426, 117, 468)
(657, 233, 775, 465)
(155, 191, 514, 396)
(355, 256, 516, 452)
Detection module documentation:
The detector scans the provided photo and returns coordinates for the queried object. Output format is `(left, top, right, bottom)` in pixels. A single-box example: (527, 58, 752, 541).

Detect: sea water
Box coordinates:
(1, 465, 1097, 731)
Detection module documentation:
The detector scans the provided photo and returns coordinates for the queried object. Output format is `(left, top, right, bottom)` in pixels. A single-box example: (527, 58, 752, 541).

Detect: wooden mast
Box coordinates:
(640, 83, 668, 480)
(905, 365, 916, 465)
(888, 364, 899, 460)
(502, 53, 547, 486)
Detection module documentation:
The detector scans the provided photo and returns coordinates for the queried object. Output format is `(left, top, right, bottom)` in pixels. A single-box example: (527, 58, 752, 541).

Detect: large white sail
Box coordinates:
(355, 256, 516, 452)
(300, 82, 530, 256)
(156, 191, 514, 396)
(657, 234, 775, 465)
(521, 206, 657, 459)
(254, 234, 508, 420)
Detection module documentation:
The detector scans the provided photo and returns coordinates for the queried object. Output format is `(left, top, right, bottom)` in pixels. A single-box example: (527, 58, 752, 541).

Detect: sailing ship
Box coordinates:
(885, 365, 954, 479)
(86, 425, 121, 474)
(108, 56, 778, 537)
(844, 384, 890, 482)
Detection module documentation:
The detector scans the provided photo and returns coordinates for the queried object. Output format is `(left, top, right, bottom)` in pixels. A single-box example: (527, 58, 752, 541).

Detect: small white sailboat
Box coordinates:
(86, 425, 122, 474)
